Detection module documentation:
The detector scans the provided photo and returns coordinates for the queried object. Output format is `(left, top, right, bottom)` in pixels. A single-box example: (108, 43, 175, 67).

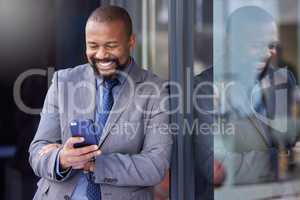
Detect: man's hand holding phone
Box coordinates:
(59, 137, 101, 170)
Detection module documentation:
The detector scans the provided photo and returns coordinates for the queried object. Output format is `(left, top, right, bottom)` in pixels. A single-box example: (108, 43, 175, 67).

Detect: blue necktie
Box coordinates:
(253, 84, 266, 116)
(86, 78, 119, 200)
(96, 78, 120, 137)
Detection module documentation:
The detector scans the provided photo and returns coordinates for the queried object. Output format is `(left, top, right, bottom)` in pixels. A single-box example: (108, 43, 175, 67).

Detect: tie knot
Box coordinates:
(104, 78, 119, 90)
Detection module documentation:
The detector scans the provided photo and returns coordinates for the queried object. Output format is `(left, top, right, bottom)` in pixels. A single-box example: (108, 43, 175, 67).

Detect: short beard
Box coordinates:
(90, 56, 129, 79)
(257, 59, 270, 81)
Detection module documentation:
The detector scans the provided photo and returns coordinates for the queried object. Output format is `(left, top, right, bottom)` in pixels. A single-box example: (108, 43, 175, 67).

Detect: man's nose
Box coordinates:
(269, 46, 277, 57)
(265, 48, 272, 58)
(95, 46, 108, 59)
(260, 46, 273, 60)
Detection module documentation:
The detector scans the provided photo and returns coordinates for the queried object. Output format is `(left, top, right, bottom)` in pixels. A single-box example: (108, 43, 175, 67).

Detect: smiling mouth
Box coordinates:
(98, 61, 114, 67)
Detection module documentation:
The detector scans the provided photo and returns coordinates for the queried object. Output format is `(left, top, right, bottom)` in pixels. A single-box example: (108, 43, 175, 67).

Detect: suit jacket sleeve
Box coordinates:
(28, 71, 64, 182)
(93, 86, 173, 186)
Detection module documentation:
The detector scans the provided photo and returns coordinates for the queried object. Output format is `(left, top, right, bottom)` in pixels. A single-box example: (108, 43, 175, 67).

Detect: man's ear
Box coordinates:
(128, 34, 136, 51)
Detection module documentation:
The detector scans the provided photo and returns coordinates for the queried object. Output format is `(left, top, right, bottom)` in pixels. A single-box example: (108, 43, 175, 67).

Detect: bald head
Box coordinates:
(225, 6, 279, 75)
(226, 6, 276, 39)
(87, 6, 133, 38)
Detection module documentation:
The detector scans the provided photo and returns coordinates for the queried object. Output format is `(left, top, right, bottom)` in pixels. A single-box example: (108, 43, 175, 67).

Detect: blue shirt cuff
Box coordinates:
(55, 149, 72, 179)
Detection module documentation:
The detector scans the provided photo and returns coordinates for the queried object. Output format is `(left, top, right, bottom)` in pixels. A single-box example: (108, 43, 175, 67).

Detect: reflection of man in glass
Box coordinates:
(214, 6, 298, 185)
(229, 9, 277, 76)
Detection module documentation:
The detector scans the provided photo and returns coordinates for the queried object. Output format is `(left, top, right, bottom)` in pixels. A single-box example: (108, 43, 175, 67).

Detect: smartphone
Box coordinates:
(69, 119, 98, 148)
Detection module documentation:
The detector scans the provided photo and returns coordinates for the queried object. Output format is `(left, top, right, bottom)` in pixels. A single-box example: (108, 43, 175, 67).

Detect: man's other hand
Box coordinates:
(214, 159, 226, 187)
(83, 161, 96, 172)
(38, 143, 62, 157)
(59, 137, 101, 170)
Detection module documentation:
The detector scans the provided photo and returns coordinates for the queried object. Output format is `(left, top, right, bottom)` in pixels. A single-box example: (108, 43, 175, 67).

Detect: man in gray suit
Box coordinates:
(29, 6, 172, 200)
(214, 6, 298, 185)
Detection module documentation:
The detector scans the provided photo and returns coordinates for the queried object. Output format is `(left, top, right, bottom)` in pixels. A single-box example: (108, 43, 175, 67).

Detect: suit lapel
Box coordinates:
(245, 69, 275, 147)
(75, 66, 96, 122)
(247, 114, 272, 146)
(98, 62, 143, 147)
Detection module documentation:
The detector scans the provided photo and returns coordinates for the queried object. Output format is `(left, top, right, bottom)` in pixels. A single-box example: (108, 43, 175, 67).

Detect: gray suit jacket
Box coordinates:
(29, 62, 172, 200)
(216, 66, 298, 184)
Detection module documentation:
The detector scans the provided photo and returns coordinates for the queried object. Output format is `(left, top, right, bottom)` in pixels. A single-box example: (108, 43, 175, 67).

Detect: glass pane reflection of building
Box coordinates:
(214, 1, 300, 199)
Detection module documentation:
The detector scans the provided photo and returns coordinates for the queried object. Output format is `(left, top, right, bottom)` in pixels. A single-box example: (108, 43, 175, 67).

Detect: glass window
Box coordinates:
(109, 0, 169, 80)
(214, 0, 300, 199)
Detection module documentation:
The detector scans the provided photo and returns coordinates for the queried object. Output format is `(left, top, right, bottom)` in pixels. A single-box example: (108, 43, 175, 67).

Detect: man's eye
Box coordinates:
(105, 45, 118, 49)
(89, 45, 98, 49)
(268, 42, 279, 50)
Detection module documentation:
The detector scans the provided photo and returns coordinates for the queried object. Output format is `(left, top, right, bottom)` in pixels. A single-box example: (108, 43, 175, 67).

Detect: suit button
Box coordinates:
(64, 195, 70, 200)
(112, 178, 118, 183)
